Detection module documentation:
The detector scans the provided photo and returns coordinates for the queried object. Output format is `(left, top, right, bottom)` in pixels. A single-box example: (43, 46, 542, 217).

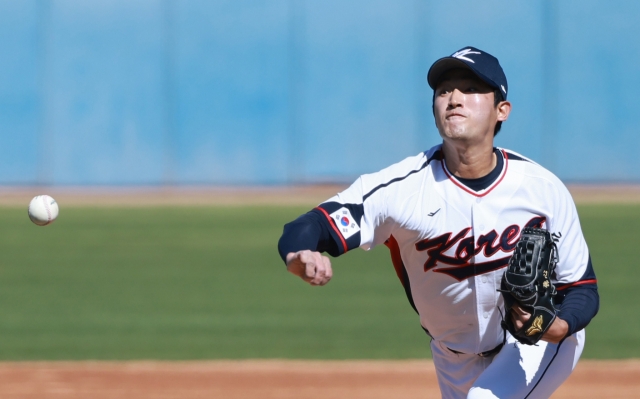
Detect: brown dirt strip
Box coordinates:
(0, 186, 348, 207)
(0, 360, 636, 399)
(1, 184, 640, 207)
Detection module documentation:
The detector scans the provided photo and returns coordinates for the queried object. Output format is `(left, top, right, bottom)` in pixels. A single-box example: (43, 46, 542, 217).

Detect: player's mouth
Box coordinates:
(446, 113, 466, 120)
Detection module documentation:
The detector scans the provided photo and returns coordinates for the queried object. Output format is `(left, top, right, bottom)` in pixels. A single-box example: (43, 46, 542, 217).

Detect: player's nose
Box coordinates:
(447, 88, 464, 108)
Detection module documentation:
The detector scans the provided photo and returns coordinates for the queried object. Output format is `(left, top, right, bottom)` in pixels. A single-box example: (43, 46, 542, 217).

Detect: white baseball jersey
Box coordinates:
(315, 144, 591, 355)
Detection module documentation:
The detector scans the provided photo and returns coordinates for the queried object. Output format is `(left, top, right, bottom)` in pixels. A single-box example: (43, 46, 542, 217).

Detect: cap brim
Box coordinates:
(427, 58, 475, 90)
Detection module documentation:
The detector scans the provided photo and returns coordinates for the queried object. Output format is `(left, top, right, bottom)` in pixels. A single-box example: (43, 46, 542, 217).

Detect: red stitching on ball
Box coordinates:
(42, 196, 52, 223)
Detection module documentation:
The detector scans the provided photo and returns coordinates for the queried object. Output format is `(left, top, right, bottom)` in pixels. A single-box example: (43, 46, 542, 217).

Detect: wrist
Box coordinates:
(543, 317, 569, 344)
(286, 252, 297, 264)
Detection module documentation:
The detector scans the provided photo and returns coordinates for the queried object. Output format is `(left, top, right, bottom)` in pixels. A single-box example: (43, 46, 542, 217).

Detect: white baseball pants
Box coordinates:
(430, 330, 585, 399)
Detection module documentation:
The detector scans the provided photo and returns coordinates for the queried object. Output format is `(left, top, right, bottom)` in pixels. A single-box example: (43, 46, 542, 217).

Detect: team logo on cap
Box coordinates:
(330, 207, 360, 239)
(451, 48, 481, 63)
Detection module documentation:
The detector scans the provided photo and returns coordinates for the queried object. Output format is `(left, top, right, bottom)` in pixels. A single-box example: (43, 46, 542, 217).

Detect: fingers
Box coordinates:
(511, 303, 527, 316)
(322, 256, 333, 281)
(510, 304, 531, 330)
(302, 251, 333, 286)
(286, 250, 333, 286)
(308, 255, 333, 286)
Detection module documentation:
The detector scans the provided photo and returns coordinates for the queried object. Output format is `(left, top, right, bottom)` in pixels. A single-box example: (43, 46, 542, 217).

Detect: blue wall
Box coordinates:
(0, 0, 639, 185)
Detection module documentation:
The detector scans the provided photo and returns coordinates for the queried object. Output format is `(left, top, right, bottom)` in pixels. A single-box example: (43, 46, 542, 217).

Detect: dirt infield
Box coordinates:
(0, 360, 637, 398)
(1, 184, 640, 207)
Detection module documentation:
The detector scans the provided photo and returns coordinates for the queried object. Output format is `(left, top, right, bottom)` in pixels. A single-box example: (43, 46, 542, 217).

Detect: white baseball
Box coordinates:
(28, 195, 59, 226)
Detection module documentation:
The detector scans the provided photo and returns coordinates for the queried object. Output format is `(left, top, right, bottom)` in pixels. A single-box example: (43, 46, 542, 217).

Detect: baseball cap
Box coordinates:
(427, 46, 508, 100)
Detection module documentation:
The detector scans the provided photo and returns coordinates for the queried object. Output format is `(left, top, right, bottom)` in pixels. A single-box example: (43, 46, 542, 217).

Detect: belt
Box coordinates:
(448, 342, 504, 358)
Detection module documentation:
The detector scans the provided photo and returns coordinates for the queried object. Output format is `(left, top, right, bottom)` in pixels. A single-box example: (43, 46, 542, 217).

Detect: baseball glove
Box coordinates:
(499, 228, 559, 345)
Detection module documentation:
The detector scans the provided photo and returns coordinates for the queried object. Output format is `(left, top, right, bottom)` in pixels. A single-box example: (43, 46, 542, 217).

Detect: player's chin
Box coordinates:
(439, 126, 467, 141)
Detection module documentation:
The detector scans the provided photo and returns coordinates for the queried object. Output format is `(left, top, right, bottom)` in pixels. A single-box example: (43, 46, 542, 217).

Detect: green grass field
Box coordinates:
(0, 204, 637, 360)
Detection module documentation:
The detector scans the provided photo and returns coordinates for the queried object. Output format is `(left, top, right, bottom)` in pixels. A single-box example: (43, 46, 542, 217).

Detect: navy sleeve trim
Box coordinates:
(315, 206, 348, 254)
(555, 255, 600, 335)
(557, 284, 599, 335)
(315, 201, 365, 254)
(277, 210, 340, 263)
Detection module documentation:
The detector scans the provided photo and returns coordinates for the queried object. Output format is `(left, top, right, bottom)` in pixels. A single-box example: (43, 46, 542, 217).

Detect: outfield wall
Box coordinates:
(1, 0, 639, 185)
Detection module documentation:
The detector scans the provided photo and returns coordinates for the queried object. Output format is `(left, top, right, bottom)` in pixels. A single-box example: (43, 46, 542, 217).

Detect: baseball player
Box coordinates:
(278, 46, 599, 398)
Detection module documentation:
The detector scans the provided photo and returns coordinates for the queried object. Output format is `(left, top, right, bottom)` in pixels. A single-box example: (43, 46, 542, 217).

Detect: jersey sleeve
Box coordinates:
(314, 152, 430, 255)
(546, 180, 597, 288)
(545, 177, 599, 333)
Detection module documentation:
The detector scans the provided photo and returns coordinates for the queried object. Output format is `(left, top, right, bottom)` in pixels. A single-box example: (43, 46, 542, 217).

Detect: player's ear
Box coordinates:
(431, 92, 436, 116)
(496, 100, 511, 122)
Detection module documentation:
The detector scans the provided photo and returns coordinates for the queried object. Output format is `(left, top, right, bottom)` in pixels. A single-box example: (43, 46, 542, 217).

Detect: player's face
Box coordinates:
(433, 69, 507, 144)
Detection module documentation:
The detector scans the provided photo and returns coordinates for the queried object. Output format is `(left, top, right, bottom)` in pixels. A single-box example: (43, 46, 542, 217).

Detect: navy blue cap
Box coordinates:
(427, 46, 508, 100)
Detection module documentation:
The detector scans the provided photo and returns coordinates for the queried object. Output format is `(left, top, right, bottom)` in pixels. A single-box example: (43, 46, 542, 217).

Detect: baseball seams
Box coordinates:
(42, 196, 52, 223)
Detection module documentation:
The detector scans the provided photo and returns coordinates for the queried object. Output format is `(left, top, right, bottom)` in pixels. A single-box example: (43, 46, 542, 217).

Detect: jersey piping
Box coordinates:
(315, 206, 348, 253)
(455, 148, 504, 191)
(557, 279, 597, 290)
(503, 150, 531, 163)
(557, 256, 598, 290)
(362, 151, 442, 202)
(385, 235, 418, 314)
(441, 149, 509, 197)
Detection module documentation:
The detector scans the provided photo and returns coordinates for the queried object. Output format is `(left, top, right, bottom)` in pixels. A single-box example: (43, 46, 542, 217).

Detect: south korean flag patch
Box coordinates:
(330, 207, 361, 239)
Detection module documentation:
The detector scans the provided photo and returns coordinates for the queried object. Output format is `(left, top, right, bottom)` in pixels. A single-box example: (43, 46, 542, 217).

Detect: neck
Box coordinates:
(442, 141, 497, 179)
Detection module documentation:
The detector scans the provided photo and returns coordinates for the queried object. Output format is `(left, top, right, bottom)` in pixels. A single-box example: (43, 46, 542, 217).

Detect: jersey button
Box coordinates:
(483, 312, 489, 319)
(476, 198, 482, 203)
(481, 276, 488, 283)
